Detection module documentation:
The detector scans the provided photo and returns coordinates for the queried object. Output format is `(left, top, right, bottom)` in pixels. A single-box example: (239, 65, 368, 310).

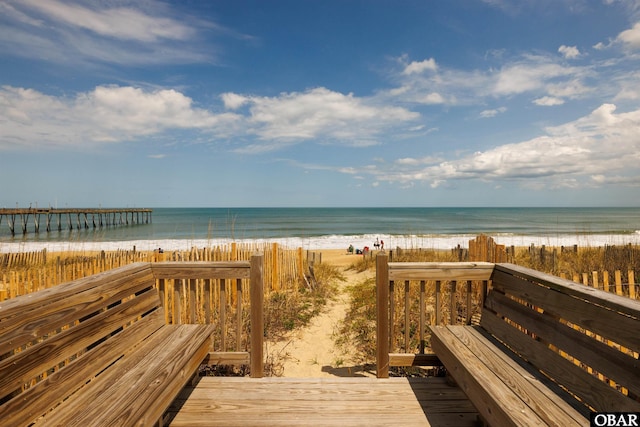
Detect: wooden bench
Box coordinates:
(431, 263, 640, 427)
(0, 262, 216, 426)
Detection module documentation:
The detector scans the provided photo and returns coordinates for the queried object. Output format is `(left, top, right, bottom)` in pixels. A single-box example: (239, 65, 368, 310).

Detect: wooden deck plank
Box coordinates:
(168, 377, 478, 427)
(38, 325, 214, 427)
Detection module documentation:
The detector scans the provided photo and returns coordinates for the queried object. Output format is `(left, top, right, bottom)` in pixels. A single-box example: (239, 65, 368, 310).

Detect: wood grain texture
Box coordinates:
(0, 311, 166, 427)
(483, 290, 640, 398)
(490, 269, 640, 351)
(481, 308, 640, 412)
(168, 377, 478, 427)
(431, 325, 552, 427)
(494, 263, 640, 320)
(484, 265, 640, 412)
(389, 353, 442, 367)
(151, 262, 251, 280)
(388, 262, 494, 281)
(0, 288, 161, 398)
(36, 324, 215, 427)
(0, 260, 241, 427)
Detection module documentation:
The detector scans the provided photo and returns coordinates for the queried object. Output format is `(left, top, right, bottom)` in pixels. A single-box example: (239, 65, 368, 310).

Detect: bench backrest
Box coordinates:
(0, 262, 162, 423)
(482, 263, 640, 413)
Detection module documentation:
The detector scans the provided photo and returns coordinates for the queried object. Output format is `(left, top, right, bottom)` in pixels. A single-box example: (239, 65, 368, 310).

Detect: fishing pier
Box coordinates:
(0, 207, 152, 236)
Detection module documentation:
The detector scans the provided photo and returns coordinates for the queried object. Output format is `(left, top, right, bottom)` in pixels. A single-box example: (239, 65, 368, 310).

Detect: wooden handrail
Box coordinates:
(376, 253, 493, 378)
(151, 255, 264, 378)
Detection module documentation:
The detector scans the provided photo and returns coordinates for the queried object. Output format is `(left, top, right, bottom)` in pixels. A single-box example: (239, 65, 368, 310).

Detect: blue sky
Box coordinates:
(1, 0, 640, 207)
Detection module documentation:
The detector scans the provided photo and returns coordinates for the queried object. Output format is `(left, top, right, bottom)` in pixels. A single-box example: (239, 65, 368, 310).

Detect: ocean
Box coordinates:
(1, 207, 639, 252)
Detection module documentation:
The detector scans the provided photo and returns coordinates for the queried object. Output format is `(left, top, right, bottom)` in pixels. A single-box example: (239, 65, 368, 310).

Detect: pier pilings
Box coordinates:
(0, 208, 152, 236)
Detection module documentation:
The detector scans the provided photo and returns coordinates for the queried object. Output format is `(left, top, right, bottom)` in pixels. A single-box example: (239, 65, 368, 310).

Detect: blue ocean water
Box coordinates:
(1, 207, 639, 252)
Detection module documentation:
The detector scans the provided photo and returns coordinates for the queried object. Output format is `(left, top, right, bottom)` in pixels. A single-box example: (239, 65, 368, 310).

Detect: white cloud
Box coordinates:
(0, 0, 218, 66)
(591, 174, 640, 186)
(417, 92, 446, 104)
(492, 57, 578, 95)
(229, 87, 420, 150)
(533, 96, 565, 106)
(0, 85, 240, 149)
(616, 21, 640, 49)
(0, 85, 420, 153)
(365, 103, 640, 189)
(19, 0, 194, 43)
(388, 53, 591, 108)
(395, 156, 441, 165)
(593, 41, 608, 50)
(558, 45, 580, 59)
(479, 107, 507, 117)
(221, 93, 249, 110)
(403, 58, 438, 75)
(614, 73, 640, 100)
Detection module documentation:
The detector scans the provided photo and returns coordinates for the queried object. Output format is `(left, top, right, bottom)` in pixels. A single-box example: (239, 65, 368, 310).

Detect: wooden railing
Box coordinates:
(376, 253, 493, 378)
(151, 255, 264, 377)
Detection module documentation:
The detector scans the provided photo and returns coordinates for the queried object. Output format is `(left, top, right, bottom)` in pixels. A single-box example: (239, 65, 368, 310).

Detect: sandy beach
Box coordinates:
(267, 249, 379, 378)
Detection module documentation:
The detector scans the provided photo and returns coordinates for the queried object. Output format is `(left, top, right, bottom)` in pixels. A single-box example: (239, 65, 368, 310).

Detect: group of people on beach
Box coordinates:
(373, 238, 384, 250)
(347, 237, 384, 255)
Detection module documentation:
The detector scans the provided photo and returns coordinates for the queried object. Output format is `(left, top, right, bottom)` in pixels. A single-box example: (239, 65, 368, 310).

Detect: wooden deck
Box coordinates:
(167, 376, 479, 426)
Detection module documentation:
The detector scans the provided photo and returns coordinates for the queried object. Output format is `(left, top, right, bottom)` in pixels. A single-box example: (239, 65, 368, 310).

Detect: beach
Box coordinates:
(3, 207, 640, 378)
(2, 207, 640, 253)
(267, 249, 376, 377)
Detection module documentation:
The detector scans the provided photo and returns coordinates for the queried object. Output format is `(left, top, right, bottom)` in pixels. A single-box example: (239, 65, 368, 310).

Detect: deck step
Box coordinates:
(168, 376, 478, 427)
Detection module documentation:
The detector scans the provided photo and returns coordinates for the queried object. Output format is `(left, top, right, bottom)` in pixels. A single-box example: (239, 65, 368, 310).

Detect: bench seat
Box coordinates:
(36, 323, 214, 426)
(0, 263, 215, 427)
(430, 263, 640, 427)
(431, 325, 588, 427)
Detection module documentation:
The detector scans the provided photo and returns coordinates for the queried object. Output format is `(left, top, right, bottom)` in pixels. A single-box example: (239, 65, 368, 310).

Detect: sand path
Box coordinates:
(267, 250, 375, 378)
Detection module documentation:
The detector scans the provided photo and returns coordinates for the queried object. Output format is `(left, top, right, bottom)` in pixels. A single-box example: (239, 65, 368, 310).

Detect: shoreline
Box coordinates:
(2, 232, 640, 254)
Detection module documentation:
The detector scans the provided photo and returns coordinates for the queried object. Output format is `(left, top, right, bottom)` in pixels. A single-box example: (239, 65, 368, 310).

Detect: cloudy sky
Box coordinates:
(1, 0, 640, 207)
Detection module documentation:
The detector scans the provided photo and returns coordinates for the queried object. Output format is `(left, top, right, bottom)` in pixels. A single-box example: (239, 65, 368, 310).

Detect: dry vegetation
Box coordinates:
(335, 244, 640, 371)
(1, 242, 638, 377)
(264, 262, 344, 340)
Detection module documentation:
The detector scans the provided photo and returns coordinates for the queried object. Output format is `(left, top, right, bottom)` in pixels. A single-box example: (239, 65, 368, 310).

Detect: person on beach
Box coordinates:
(347, 244, 354, 254)
(374, 238, 380, 250)
(380, 240, 384, 250)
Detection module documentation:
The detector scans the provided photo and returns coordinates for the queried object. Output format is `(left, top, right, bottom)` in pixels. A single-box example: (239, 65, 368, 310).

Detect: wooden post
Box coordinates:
(435, 281, 442, 325)
(376, 253, 390, 378)
(173, 279, 182, 325)
(404, 280, 410, 353)
(466, 280, 472, 325)
(629, 270, 636, 300)
(449, 281, 456, 325)
(236, 278, 242, 352)
(419, 280, 425, 354)
(219, 279, 227, 351)
(189, 279, 197, 323)
(297, 247, 304, 292)
(250, 254, 264, 378)
(204, 279, 212, 325)
(271, 242, 279, 291)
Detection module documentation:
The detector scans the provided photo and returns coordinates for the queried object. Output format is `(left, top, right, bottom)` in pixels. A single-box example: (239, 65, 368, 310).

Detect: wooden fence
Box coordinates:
(0, 242, 308, 301)
(560, 270, 637, 299)
(467, 234, 639, 300)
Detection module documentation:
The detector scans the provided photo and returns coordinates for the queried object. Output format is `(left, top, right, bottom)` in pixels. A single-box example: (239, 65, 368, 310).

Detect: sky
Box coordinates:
(1, 0, 640, 208)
